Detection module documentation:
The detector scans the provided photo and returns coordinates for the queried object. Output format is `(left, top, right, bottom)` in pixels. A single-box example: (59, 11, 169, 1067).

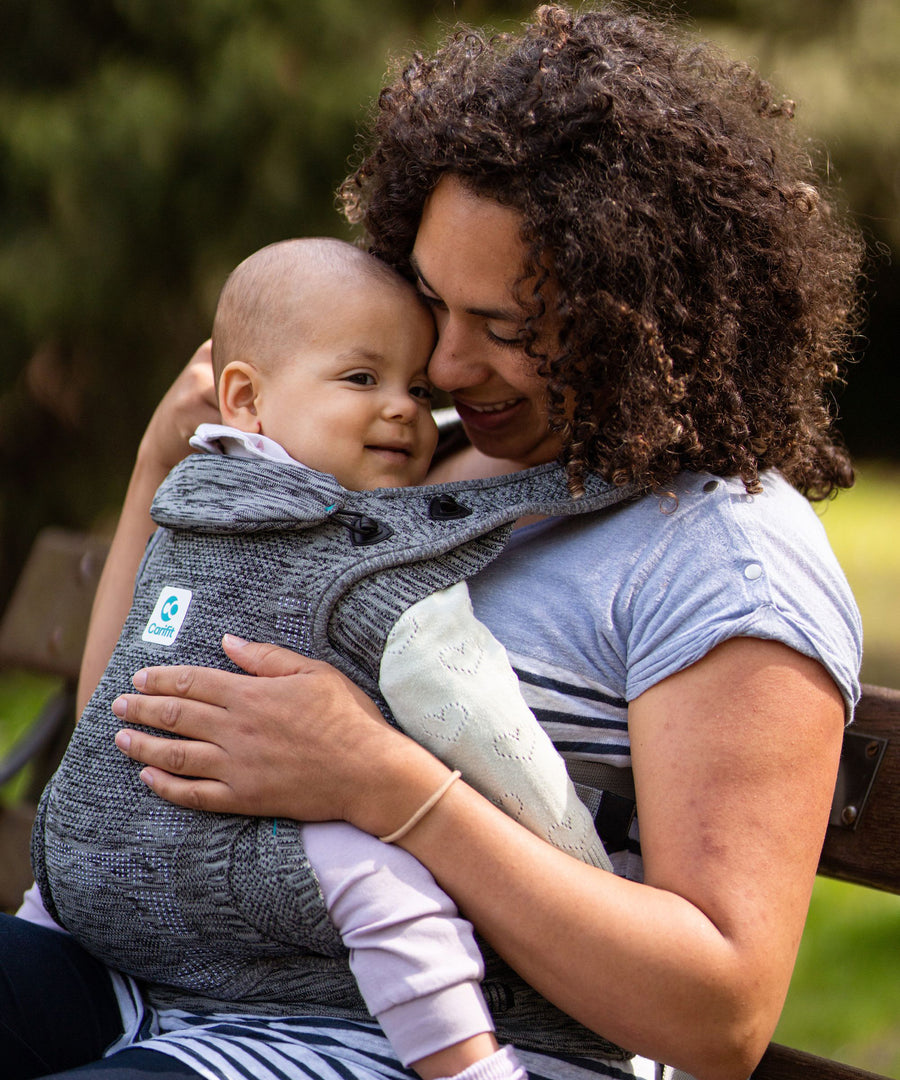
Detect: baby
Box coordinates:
(31, 239, 613, 1080)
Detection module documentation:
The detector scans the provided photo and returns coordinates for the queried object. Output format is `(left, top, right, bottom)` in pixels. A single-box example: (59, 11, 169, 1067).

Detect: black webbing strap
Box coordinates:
(566, 759, 638, 855)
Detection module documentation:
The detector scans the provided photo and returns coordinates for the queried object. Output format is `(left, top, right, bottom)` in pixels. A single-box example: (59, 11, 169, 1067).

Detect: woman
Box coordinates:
(8, 6, 862, 1080)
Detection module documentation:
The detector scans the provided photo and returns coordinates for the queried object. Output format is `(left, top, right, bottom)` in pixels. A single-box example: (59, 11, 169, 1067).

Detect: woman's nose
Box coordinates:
(428, 320, 486, 392)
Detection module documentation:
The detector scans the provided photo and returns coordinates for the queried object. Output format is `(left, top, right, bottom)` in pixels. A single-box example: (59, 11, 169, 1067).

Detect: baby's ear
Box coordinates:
(218, 361, 261, 431)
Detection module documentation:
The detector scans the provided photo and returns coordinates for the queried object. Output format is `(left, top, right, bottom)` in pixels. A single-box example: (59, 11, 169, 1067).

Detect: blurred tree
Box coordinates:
(685, 0, 900, 462)
(0, 0, 896, 601)
(0, 0, 531, 598)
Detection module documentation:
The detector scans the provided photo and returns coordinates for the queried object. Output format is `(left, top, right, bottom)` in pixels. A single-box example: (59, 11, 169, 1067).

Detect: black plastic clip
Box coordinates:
(428, 494, 473, 521)
(330, 511, 393, 546)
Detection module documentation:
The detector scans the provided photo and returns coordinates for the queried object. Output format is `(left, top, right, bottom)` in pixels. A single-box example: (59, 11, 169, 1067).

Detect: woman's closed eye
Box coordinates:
(418, 290, 525, 350)
(486, 325, 526, 349)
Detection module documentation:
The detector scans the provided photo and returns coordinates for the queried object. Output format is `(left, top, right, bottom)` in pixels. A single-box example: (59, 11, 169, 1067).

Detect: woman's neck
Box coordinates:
(426, 443, 528, 484)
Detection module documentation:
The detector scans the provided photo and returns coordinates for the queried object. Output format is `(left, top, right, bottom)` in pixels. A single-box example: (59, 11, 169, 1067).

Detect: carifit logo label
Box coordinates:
(142, 587, 192, 646)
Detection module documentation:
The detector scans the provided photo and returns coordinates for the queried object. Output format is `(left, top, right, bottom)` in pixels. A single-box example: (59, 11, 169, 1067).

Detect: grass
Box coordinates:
(2, 463, 899, 1073)
(0, 671, 61, 802)
(813, 461, 900, 687)
(773, 461, 900, 1077)
(777, 877, 900, 1076)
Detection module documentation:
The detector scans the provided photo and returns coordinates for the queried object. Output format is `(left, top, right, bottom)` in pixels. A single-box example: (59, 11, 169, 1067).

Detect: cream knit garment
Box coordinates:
(380, 581, 612, 871)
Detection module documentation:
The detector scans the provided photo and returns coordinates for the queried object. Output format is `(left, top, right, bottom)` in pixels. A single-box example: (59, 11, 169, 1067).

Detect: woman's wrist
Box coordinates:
(343, 724, 456, 841)
(378, 770, 462, 843)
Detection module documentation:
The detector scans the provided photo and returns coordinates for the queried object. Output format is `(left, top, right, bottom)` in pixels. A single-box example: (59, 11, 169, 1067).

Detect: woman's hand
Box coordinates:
(111, 634, 446, 830)
(138, 340, 220, 475)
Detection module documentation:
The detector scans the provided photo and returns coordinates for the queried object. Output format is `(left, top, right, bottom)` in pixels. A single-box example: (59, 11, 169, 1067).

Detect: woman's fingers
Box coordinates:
(113, 700, 272, 815)
(138, 770, 234, 814)
(140, 771, 233, 813)
(109, 642, 367, 818)
(121, 640, 322, 727)
(111, 641, 407, 821)
(113, 671, 231, 739)
(220, 635, 323, 678)
(114, 724, 222, 778)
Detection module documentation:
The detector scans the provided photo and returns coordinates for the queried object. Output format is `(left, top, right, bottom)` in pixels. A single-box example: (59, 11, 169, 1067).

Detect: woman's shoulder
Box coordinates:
(538, 468, 828, 548)
(639, 469, 847, 581)
(468, 467, 860, 723)
(513, 468, 827, 557)
(566, 468, 855, 620)
(608, 470, 861, 711)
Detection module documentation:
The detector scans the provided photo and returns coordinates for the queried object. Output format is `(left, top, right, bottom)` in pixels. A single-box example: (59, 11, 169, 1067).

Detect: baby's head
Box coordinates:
(211, 238, 438, 491)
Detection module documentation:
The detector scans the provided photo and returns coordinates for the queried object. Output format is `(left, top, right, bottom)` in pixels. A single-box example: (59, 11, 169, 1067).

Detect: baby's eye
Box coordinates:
(410, 383, 434, 402)
(344, 372, 376, 386)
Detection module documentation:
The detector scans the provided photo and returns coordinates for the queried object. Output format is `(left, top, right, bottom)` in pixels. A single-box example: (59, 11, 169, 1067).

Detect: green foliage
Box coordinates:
(0, 672, 60, 802)
(0, 0, 533, 600)
(776, 877, 900, 1077)
(816, 462, 900, 686)
(0, 0, 897, 600)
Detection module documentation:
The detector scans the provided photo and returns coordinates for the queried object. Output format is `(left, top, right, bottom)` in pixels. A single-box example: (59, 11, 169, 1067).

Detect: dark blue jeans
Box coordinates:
(0, 914, 199, 1079)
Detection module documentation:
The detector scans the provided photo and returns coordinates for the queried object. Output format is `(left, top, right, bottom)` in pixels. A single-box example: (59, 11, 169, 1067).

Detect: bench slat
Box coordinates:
(753, 1042, 892, 1080)
(0, 527, 109, 681)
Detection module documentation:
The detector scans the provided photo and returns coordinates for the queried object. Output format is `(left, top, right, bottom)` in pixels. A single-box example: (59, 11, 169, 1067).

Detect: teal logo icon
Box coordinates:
(160, 595, 180, 621)
(143, 587, 192, 646)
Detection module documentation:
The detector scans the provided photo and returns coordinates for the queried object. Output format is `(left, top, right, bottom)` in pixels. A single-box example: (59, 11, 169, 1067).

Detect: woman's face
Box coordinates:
(411, 175, 563, 469)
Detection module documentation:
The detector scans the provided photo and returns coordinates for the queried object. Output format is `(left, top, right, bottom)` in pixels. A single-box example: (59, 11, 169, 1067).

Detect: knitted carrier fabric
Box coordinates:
(32, 455, 635, 1060)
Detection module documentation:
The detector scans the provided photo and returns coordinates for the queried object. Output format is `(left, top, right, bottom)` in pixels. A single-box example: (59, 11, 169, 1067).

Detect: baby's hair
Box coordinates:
(211, 238, 418, 385)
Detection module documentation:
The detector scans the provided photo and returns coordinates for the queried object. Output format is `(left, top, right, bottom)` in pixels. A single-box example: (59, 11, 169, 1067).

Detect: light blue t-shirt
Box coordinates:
(467, 469, 862, 779)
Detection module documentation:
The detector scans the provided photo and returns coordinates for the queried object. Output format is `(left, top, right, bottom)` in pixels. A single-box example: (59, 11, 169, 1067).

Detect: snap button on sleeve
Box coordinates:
(743, 562, 763, 580)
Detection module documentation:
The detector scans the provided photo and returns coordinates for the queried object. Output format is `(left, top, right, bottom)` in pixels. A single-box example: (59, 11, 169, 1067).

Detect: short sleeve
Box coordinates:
(618, 472, 862, 718)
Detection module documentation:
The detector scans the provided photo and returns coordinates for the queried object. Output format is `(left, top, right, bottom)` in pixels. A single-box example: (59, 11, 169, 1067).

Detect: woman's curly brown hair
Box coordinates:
(340, 3, 864, 498)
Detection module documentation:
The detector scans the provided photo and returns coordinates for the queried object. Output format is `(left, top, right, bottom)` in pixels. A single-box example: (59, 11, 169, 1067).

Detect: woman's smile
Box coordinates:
(452, 396, 527, 432)
(412, 175, 564, 470)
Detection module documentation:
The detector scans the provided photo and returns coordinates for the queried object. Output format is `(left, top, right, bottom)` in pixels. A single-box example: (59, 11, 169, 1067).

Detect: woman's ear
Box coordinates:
(218, 361, 262, 432)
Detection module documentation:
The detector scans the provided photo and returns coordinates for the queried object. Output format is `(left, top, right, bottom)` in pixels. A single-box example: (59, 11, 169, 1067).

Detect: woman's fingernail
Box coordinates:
(140, 769, 155, 789)
(223, 634, 249, 648)
(115, 730, 131, 751)
(132, 669, 147, 689)
(112, 697, 127, 717)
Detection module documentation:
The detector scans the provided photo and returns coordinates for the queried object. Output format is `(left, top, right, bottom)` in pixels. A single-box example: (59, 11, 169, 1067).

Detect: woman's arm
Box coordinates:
(111, 633, 843, 1080)
(400, 637, 843, 1079)
(77, 344, 219, 711)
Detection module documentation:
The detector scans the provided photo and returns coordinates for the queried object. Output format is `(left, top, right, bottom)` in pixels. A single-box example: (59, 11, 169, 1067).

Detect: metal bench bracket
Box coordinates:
(829, 729, 888, 830)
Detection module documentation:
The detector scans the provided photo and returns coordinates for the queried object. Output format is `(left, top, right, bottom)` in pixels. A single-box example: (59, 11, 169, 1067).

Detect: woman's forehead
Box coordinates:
(412, 176, 532, 307)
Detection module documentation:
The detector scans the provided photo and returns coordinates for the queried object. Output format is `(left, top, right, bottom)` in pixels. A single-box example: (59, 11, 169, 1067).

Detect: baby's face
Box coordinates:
(256, 285, 438, 490)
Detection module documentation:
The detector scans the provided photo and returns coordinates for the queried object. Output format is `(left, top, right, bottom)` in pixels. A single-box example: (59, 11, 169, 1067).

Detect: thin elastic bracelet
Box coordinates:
(379, 770, 462, 844)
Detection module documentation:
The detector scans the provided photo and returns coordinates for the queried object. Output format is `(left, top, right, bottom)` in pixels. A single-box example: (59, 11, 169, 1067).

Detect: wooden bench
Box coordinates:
(0, 528, 897, 1077)
(0, 527, 110, 910)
